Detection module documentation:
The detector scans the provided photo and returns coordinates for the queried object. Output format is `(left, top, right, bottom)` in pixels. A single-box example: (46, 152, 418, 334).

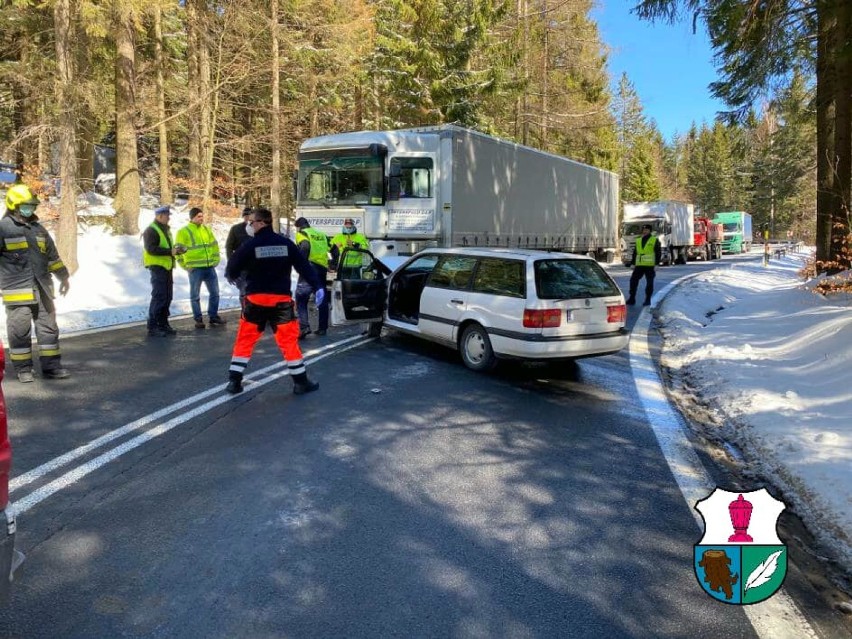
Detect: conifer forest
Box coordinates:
(1, 0, 849, 271)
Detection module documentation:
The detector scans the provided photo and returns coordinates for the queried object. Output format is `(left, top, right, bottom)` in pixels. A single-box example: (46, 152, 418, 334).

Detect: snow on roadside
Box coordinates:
(657, 252, 852, 570)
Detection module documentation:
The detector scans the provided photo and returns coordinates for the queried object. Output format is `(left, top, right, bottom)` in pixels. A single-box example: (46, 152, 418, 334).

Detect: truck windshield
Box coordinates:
(622, 220, 663, 236)
(721, 223, 741, 232)
(297, 151, 384, 207)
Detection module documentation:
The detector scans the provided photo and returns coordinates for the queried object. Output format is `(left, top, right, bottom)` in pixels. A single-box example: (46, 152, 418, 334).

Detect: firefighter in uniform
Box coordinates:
(330, 218, 369, 278)
(627, 224, 661, 307)
(0, 184, 71, 382)
(293, 217, 330, 338)
(224, 208, 323, 395)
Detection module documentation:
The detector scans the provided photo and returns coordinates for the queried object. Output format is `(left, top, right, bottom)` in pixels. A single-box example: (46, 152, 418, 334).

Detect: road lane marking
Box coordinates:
(630, 278, 816, 639)
(10, 335, 372, 507)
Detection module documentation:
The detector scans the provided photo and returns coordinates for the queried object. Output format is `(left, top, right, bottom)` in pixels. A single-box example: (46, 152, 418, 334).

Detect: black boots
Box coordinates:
(292, 372, 319, 395)
(226, 372, 243, 394)
(626, 297, 636, 305)
(226, 372, 319, 395)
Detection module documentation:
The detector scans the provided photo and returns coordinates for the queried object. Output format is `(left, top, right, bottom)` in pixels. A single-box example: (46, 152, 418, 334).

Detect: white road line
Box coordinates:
(9, 335, 373, 514)
(630, 279, 816, 639)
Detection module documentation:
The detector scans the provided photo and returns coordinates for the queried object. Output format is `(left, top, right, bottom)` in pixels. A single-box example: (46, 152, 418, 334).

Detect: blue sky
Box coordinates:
(594, 2, 729, 140)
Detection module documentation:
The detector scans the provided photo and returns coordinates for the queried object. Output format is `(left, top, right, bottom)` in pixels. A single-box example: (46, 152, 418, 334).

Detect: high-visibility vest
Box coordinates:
(635, 235, 657, 267)
(295, 227, 329, 268)
(176, 223, 220, 269)
(142, 223, 175, 270)
(331, 232, 369, 268)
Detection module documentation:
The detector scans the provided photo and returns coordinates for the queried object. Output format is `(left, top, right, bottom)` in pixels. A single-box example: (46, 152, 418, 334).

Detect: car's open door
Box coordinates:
(331, 248, 389, 325)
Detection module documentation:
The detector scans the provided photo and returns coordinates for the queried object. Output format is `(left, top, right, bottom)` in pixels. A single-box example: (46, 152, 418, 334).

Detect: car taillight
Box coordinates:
(607, 304, 626, 323)
(523, 309, 562, 328)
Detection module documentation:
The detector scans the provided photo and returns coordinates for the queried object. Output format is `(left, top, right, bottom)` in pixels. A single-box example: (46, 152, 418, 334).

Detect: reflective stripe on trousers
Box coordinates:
(229, 296, 304, 376)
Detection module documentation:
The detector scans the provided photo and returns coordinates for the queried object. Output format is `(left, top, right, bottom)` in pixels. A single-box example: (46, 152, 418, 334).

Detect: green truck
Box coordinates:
(712, 211, 753, 254)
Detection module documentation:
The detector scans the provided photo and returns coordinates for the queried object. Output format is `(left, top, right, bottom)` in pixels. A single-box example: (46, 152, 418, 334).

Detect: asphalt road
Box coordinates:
(0, 255, 830, 638)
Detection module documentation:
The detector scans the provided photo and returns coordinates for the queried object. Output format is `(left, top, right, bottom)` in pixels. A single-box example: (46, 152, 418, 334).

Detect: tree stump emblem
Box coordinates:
(694, 488, 788, 605)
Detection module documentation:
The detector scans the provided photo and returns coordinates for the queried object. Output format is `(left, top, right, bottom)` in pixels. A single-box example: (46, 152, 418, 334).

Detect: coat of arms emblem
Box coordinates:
(694, 487, 787, 604)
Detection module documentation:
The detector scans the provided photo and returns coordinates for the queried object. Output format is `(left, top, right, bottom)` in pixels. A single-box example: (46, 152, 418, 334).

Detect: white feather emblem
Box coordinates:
(744, 550, 784, 592)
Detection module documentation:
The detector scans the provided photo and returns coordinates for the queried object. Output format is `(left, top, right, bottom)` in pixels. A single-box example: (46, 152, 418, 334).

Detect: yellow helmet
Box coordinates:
(5, 184, 39, 211)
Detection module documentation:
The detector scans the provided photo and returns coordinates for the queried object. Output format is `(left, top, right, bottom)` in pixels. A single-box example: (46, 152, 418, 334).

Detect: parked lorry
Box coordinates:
(687, 216, 724, 261)
(293, 125, 619, 260)
(712, 211, 753, 254)
(620, 201, 695, 266)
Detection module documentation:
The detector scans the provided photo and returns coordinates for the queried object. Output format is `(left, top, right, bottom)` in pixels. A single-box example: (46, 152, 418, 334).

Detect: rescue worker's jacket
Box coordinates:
(0, 212, 69, 306)
(176, 222, 220, 269)
(142, 221, 177, 270)
(634, 235, 658, 267)
(226, 225, 322, 296)
(295, 227, 329, 268)
(330, 231, 369, 269)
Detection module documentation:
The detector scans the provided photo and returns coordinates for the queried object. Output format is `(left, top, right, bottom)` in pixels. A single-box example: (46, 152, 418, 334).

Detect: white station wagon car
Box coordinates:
(331, 247, 629, 372)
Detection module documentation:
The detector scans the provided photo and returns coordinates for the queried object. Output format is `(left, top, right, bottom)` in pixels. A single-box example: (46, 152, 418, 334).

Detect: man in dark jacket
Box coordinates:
(142, 205, 186, 336)
(224, 207, 323, 395)
(627, 224, 662, 306)
(0, 184, 71, 382)
(225, 207, 252, 309)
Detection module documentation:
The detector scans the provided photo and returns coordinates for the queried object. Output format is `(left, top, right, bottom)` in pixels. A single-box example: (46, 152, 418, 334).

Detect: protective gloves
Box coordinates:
(314, 288, 325, 307)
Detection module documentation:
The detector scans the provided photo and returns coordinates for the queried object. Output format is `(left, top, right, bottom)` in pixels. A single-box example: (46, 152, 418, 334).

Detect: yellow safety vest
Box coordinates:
(295, 227, 329, 268)
(635, 235, 657, 267)
(142, 223, 175, 270)
(176, 223, 220, 269)
(331, 232, 369, 268)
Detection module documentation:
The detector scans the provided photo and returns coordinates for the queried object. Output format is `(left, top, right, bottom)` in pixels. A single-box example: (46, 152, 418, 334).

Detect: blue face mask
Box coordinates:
(17, 203, 37, 218)
(342, 225, 356, 235)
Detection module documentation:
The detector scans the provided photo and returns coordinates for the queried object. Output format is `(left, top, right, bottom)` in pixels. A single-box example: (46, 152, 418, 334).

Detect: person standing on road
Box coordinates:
(225, 207, 252, 310)
(143, 205, 186, 337)
(329, 217, 369, 277)
(0, 184, 71, 382)
(176, 207, 227, 330)
(293, 217, 330, 338)
(626, 224, 661, 307)
(224, 207, 323, 395)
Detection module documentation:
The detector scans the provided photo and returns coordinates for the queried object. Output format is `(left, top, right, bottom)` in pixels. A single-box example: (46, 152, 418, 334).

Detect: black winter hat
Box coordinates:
(294, 217, 309, 229)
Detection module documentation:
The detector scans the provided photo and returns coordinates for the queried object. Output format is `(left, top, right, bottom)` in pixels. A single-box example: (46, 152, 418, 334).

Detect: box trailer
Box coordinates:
(621, 201, 695, 266)
(293, 125, 619, 260)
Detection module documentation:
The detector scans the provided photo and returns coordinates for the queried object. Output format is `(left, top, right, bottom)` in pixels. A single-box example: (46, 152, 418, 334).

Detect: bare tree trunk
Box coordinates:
(833, 0, 852, 265)
(186, 0, 202, 187)
(270, 0, 282, 231)
(197, 0, 213, 199)
(154, 4, 172, 204)
(815, 1, 835, 266)
(540, 0, 548, 150)
(113, 2, 141, 234)
(200, 33, 223, 223)
(54, 0, 79, 273)
(521, 0, 529, 145)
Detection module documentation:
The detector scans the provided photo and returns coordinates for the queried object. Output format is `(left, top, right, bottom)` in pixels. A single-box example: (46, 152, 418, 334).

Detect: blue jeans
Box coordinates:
(295, 264, 328, 332)
(189, 266, 220, 320)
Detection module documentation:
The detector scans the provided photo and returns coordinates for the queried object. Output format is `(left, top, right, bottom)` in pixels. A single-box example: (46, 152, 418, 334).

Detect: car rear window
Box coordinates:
(472, 258, 525, 298)
(534, 259, 621, 299)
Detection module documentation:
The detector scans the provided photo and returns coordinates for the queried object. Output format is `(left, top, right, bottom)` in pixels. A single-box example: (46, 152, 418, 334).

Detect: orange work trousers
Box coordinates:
(229, 293, 305, 378)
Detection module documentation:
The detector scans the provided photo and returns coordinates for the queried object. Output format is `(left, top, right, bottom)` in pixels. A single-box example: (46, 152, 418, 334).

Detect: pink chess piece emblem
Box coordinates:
(728, 494, 754, 542)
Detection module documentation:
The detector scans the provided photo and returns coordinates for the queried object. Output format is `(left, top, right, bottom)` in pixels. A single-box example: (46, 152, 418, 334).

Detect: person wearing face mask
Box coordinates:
(224, 208, 322, 395)
(329, 218, 369, 277)
(0, 184, 71, 382)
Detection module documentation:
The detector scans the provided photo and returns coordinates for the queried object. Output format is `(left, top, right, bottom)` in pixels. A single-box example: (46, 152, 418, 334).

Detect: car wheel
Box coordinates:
(459, 324, 497, 372)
